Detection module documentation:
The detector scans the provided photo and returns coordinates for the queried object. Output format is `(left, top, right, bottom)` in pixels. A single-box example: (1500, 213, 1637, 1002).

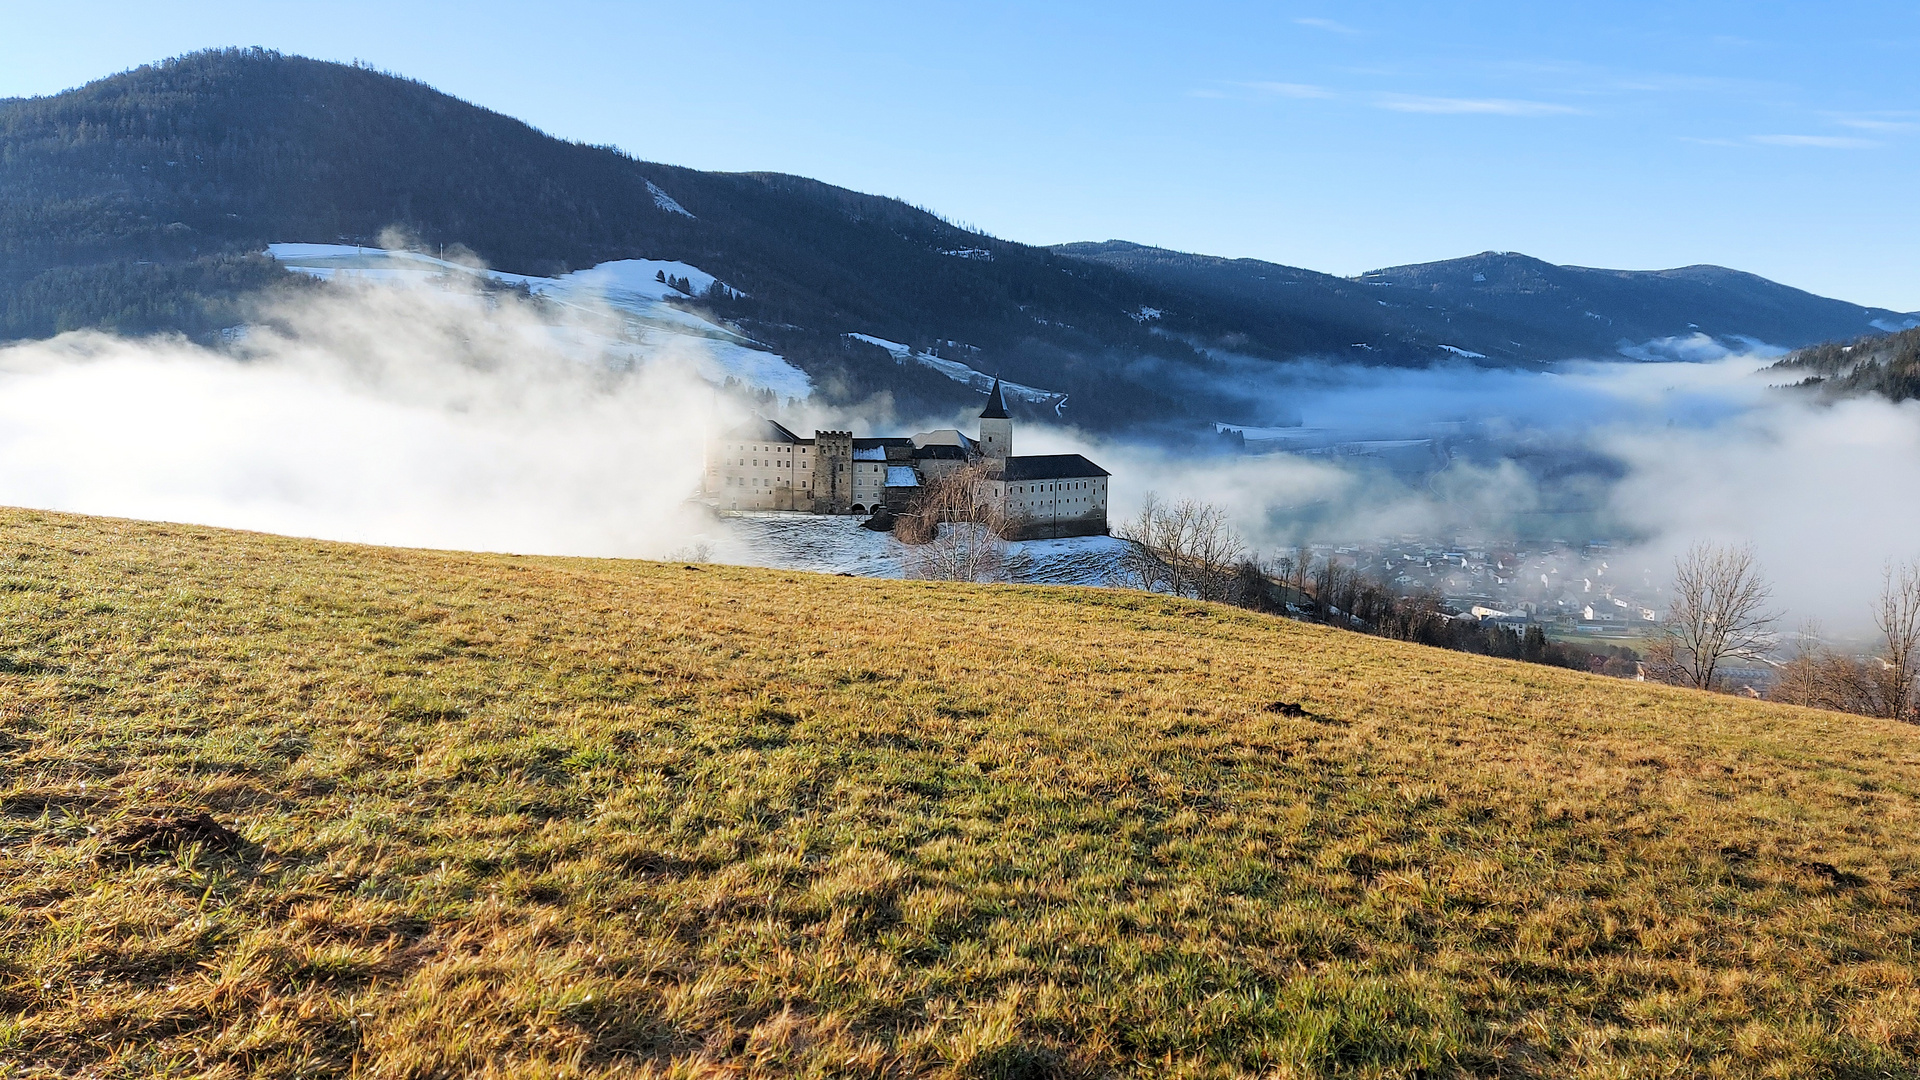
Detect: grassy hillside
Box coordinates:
(2, 508, 1917, 1079)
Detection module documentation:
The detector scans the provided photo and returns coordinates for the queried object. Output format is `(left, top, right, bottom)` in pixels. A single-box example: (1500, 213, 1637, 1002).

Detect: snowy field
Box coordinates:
(695, 513, 1131, 586)
(265, 244, 813, 400)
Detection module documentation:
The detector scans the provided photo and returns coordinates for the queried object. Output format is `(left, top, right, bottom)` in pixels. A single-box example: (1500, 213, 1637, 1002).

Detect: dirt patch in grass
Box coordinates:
(94, 810, 250, 866)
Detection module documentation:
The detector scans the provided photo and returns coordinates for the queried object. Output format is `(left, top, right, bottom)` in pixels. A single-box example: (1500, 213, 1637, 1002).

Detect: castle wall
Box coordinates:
(706, 432, 818, 511)
(707, 408, 1109, 527)
(1001, 511, 1109, 541)
(980, 475, 1109, 540)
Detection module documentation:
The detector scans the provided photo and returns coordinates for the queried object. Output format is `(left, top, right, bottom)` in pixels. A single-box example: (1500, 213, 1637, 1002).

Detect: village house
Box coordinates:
(704, 379, 1110, 539)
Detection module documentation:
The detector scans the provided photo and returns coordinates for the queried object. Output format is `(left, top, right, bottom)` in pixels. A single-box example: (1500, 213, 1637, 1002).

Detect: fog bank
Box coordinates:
(0, 277, 730, 556)
(1, 274, 1915, 633)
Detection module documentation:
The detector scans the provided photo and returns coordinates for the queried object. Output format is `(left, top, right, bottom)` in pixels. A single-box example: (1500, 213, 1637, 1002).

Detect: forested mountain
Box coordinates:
(1057, 242, 1917, 365)
(3, 49, 1913, 433)
(0, 49, 1212, 427)
(1771, 325, 1920, 403)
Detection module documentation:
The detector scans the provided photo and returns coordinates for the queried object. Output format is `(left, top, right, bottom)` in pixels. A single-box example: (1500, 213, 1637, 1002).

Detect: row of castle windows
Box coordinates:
(1009, 481, 1098, 494)
(720, 445, 907, 473)
(721, 475, 879, 487)
(726, 477, 812, 489)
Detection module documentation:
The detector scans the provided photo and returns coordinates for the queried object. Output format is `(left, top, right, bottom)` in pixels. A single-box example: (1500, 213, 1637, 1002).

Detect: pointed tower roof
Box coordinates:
(979, 377, 1010, 419)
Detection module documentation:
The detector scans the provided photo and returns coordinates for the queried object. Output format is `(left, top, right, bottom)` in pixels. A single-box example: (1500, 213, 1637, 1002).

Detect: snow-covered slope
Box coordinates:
(844, 333, 1067, 412)
(705, 513, 1129, 584)
(266, 244, 812, 400)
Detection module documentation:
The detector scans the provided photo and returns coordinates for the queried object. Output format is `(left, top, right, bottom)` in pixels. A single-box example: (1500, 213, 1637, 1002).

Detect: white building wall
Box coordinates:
(707, 438, 819, 510)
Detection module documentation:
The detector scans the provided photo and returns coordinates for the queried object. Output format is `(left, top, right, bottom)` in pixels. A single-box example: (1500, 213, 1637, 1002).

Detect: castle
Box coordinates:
(704, 380, 1111, 540)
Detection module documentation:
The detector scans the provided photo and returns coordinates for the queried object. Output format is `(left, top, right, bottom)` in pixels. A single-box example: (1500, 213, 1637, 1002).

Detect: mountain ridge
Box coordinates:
(1059, 241, 1916, 366)
(4, 48, 1913, 434)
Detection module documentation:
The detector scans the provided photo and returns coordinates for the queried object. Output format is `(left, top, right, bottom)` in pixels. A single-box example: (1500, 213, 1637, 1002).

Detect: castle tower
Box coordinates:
(978, 378, 1012, 460)
(813, 430, 854, 513)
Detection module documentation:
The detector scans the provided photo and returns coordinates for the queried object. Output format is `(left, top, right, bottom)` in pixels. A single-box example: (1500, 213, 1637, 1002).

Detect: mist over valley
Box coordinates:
(8, 14, 1920, 1078)
(2, 49, 1917, 641)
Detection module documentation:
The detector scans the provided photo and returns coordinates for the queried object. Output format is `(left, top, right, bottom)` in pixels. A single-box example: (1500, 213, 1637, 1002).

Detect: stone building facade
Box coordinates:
(704, 380, 1110, 538)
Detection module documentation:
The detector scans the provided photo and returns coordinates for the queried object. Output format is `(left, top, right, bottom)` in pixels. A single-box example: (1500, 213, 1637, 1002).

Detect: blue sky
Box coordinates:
(4, 1, 1917, 310)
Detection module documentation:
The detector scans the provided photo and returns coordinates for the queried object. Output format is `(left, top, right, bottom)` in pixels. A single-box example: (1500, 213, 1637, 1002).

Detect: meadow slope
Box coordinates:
(1, 508, 1917, 1079)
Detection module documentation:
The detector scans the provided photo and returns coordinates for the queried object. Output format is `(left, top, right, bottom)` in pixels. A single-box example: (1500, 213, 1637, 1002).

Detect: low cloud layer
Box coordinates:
(0, 276, 731, 557)
(1026, 352, 1920, 632)
(1, 273, 1915, 635)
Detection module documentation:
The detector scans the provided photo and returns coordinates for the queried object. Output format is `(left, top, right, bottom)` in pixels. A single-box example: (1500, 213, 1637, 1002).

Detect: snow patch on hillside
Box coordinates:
(707, 512, 1128, 584)
(844, 333, 1067, 411)
(265, 245, 809, 399)
(1438, 344, 1488, 359)
(646, 180, 694, 217)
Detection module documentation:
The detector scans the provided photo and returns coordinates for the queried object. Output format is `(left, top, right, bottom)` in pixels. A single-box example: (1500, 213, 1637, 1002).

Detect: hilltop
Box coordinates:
(4, 49, 1914, 434)
(1771, 324, 1920, 404)
(3, 507, 1918, 1078)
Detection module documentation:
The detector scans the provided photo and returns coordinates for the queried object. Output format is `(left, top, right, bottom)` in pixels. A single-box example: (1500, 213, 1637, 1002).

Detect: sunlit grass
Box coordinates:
(2, 507, 1917, 1078)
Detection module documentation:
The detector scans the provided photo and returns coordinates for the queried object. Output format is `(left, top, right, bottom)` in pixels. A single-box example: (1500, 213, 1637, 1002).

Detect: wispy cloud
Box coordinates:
(1680, 133, 1889, 150)
(1294, 17, 1358, 34)
(1836, 118, 1917, 133)
(1751, 134, 1881, 149)
(1484, 59, 1783, 103)
(1374, 94, 1584, 117)
(1202, 84, 1587, 118)
(1240, 81, 1335, 99)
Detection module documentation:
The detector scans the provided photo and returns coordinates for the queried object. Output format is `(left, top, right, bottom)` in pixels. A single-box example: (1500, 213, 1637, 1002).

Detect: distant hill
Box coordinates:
(7, 506, 1920, 1076)
(1057, 241, 1919, 365)
(4, 49, 1914, 433)
(1770, 324, 1920, 403)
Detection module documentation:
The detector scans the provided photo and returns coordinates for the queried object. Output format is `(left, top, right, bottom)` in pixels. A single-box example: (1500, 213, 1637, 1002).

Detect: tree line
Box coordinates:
(1104, 493, 1920, 721)
(1771, 325, 1920, 405)
(1100, 494, 1637, 674)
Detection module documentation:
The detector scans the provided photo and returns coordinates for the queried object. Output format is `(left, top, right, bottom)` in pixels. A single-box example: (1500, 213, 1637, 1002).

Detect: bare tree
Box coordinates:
(1646, 542, 1778, 690)
(1874, 561, 1920, 722)
(1270, 552, 1297, 603)
(1291, 545, 1313, 611)
(898, 463, 1010, 583)
(1771, 621, 1882, 715)
(1111, 493, 1177, 594)
(1112, 492, 1248, 602)
(1772, 566, 1920, 722)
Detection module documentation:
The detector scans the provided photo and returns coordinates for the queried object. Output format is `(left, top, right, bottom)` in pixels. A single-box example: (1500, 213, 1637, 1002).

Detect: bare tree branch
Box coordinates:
(897, 462, 1011, 583)
(1874, 561, 1920, 722)
(1647, 542, 1778, 691)
(1111, 493, 1248, 602)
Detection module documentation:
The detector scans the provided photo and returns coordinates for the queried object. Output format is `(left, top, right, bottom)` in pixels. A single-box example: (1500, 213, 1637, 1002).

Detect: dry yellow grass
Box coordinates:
(1, 507, 1917, 1079)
